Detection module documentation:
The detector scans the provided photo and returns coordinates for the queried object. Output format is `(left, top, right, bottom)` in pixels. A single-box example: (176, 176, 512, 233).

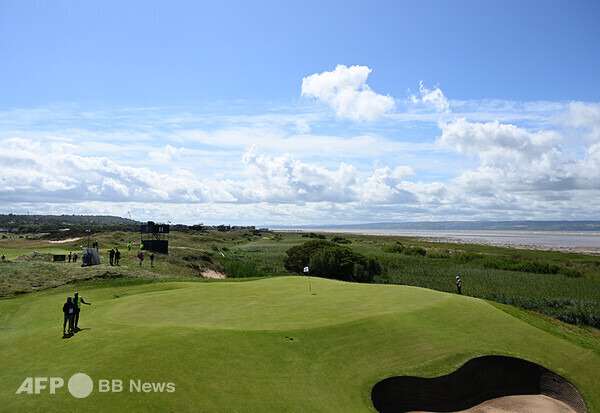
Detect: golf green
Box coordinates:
(0, 277, 598, 412)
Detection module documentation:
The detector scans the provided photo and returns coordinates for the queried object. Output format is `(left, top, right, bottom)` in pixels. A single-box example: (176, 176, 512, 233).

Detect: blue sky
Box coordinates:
(1, 0, 599, 225)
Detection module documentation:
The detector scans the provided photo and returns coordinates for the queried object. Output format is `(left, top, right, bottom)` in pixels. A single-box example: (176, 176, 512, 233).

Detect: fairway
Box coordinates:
(1, 277, 599, 412)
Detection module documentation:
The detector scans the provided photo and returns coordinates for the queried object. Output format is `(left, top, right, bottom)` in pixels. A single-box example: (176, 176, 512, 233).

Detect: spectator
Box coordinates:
(62, 297, 75, 335)
(73, 292, 92, 330)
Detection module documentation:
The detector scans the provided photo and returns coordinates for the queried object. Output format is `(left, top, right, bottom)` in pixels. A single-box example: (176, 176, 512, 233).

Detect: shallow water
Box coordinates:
(302, 229, 600, 254)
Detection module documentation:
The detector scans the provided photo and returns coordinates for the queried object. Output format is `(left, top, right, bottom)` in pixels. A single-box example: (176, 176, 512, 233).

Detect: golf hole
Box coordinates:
(371, 355, 587, 413)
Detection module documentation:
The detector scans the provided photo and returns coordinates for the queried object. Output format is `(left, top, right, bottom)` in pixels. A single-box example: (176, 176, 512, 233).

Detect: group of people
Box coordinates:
(106, 243, 156, 268)
(62, 292, 91, 335)
(109, 248, 121, 265)
(67, 251, 78, 263)
(137, 251, 154, 267)
(68, 241, 158, 267)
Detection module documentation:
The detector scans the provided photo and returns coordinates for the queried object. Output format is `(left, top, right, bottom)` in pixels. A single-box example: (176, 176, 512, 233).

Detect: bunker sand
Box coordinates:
(47, 237, 82, 243)
(201, 269, 226, 279)
(413, 394, 576, 412)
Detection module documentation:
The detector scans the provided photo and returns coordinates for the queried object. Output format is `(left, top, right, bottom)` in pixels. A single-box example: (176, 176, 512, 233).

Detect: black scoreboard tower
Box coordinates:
(140, 221, 169, 254)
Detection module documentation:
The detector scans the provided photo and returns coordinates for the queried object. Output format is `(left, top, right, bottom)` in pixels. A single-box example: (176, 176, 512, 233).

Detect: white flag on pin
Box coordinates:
(303, 267, 309, 273)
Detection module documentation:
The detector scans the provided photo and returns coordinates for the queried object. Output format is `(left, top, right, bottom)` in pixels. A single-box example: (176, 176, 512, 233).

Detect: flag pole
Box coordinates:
(303, 266, 311, 294)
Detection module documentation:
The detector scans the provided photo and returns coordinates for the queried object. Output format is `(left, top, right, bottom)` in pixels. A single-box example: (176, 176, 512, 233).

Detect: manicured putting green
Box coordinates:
(103, 277, 453, 329)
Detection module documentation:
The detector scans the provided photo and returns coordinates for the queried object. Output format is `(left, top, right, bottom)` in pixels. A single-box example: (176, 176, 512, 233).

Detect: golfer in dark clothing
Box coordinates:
(115, 248, 121, 266)
(73, 292, 91, 330)
(63, 297, 75, 335)
(456, 276, 462, 294)
(109, 248, 115, 266)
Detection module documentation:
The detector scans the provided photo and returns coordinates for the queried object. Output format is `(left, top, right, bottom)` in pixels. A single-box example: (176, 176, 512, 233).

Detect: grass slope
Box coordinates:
(1, 277, 599, 412)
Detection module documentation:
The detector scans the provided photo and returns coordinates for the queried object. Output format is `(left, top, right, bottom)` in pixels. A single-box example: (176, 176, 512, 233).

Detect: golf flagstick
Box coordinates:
(303, 266, 311, 294)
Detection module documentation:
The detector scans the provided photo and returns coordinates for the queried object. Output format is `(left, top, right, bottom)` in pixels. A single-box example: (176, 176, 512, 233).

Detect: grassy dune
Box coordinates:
(1, 277, 599, 412)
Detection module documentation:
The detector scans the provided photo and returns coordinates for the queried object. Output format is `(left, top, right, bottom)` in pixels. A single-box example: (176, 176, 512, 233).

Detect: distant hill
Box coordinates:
(0, 214, 140, 234)
(275, 221, 600, 232)
(0, 214, 139, 226)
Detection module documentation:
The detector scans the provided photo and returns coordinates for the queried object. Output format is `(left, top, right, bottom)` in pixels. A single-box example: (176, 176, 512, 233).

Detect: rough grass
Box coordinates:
(0, 230, 262, 296)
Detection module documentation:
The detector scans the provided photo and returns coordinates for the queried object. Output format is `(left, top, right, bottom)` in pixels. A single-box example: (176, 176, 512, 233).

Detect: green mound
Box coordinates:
(104, 277, 452, 329)
(0, 277, 598, 412)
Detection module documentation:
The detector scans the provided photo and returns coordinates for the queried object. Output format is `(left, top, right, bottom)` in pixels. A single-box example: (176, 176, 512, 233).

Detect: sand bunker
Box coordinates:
(451, 394, 576, 412)
(371, 356, 586, 413)
(201, 269, 226, 279)
(48, 237, 82, 243)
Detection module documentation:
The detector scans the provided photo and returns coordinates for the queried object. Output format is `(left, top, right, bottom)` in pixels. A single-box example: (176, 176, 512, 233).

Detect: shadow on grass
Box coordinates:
(62, 327, 92, 339)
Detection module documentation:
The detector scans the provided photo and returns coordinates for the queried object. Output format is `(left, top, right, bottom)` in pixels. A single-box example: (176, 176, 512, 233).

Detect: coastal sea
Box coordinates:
(299, 229, 600, 254)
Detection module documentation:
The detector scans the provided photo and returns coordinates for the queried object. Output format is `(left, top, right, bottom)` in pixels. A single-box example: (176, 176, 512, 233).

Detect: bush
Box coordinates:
(382, 244, 426, 256)
(382, 244, 404, 253)
(403, 247, 427, 256)
(559, 267, 583, 278)
(284, 240, 381, 283)
(331, 236, 352, 244)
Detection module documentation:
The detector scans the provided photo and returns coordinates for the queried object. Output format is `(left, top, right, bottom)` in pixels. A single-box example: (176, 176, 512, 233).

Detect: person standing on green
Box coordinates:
(73, 292, 92, 330)
(62, 296, 75, 335)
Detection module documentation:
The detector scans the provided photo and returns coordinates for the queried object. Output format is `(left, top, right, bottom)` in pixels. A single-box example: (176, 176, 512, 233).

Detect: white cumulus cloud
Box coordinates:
(410, 81, 450, 113)
(438, 118, 561, 166)
(236, 147, 358, 203)
(561, 102, 600, 143)
(361, 166, 417, 204)
(437, 117, 600, 199)
(301, 65, 395, 121)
